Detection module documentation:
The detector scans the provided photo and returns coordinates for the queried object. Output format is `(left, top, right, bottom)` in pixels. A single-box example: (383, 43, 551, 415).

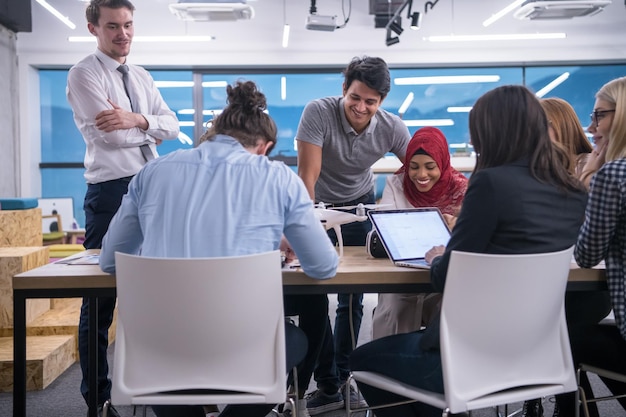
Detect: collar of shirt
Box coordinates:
(94, 49, 126, 74)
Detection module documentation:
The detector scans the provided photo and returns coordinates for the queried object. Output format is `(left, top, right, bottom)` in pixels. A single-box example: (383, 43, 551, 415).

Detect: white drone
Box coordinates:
(314, 202, 389, 257)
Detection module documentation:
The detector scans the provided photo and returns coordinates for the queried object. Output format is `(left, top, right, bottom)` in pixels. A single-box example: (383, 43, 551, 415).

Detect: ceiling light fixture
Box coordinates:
(168, 1, 255, 22)
(36, 0, 76, 29)
(410, 12, 421, 30)
(447, 106, 473, 113)
(482, 0, 526, 27)
(68, 35, 216, 43)
(282, 0, 290, 48)
(178, 132, 194, 146)
(534, 72, 571, 97)
(394, 75, 501, 85)
(388, 18, 404, 36)
(282, 24, 290, 48)
(383, 0, 414, 46)
(155, 81, 227, 88)
(178, 109, 224, 116)
(426, 33, 566, 42)
(386, 32, 400, 46)
(398, 93, 415, 115)
(281, 77, 287, 100)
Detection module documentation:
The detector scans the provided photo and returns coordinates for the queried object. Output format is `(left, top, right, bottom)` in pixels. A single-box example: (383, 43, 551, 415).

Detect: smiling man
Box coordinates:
(295, 56, 410, 415)
(66, 0, 179, 415)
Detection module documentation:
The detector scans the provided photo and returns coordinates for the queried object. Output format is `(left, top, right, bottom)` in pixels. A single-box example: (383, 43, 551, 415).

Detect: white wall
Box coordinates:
(0, 24, 19, 198)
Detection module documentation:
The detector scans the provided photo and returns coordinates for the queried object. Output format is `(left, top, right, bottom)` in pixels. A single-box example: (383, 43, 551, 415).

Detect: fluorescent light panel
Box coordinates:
(403, 119, 455, 127)
(395, 75, 500, 85)
(398, 93, 414, 114)
(178, 132, 193, 145)
(281, 77, 287, 100)
(427, 33, 566, 42)
(68, 35, 214, 43)
(36, 0, 76, 29)
(282, 24, 290, 48)
(178, 109, 224, 115)
(153, 81, 227, 88)
(482, 0, 526, 27)
(447, 106, 473, 113)
(534, 72, 570, 98)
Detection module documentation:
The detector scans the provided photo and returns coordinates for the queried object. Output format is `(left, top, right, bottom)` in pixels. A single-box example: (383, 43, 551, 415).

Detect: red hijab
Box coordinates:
(398, 127, 468, 215)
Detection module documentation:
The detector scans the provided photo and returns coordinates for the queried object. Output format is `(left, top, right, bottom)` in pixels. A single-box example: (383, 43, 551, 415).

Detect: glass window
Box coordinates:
(525, 64, 626, 134)
(39, 64, 626, 227)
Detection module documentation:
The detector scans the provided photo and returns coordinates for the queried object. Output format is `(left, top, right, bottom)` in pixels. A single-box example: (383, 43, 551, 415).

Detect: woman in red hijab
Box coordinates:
(372, 127, 469, 339)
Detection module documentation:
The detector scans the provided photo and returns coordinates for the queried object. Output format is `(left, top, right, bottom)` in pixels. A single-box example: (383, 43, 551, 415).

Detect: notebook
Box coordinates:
(368, 208, 451, 269)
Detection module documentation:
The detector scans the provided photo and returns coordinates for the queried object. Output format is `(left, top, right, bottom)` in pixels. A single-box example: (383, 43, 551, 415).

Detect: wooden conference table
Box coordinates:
(13, 247, 606, 417)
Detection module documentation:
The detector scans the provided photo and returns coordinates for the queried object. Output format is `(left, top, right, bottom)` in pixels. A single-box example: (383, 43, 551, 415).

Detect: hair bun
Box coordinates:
(226, 80, 267, 114)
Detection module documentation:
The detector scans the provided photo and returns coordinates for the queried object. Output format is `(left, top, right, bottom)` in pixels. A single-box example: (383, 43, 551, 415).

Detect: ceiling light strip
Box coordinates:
(447, 106, 473, 113)
(36, 0, 76, 30)
(154, 81, 227, 88)
(282, 24, 290, 48)
(68, 35, 215, 43)
(178, 109, 224, 116)
(427, 33, 566, 42)
(535, 72, 570, 98)
(403, 119, 455, 127)
(394, 75, 500, 85)
(281, 77, 287, 100)
(482, 0, 526, 27)
(398, 93, 415, 114)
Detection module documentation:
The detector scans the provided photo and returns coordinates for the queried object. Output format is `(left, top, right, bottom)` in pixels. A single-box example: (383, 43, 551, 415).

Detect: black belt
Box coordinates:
(92, 176, 134, 185)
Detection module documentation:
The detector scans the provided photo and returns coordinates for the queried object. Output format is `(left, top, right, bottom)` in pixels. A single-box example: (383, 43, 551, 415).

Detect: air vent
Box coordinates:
(514, 0, 611, 19)
(169, 1, 255, 21)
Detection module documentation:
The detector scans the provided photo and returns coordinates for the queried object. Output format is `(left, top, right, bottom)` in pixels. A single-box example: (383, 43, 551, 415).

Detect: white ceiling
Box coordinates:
(15, 0, 626, 68)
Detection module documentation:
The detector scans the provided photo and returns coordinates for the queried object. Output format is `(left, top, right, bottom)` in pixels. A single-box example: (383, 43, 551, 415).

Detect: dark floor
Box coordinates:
(1, 294, 624, 417)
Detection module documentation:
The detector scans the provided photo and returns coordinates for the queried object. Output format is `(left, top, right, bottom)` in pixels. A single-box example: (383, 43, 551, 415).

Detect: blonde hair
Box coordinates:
(598, 76, 626, 162)
(541, 97, 592, 174)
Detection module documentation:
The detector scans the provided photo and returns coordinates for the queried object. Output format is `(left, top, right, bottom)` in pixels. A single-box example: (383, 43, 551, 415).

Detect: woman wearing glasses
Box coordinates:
(521, 98, 612, 417)
(555, 76, 626, 416)
(579, 97, 618, 188)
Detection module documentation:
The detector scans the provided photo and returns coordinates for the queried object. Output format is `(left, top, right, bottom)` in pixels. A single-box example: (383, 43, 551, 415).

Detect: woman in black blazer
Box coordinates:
(349, 85, 588, 417)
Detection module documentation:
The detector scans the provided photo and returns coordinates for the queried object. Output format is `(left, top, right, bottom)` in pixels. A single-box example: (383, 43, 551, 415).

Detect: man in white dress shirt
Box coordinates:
(66, 1, 179, 415)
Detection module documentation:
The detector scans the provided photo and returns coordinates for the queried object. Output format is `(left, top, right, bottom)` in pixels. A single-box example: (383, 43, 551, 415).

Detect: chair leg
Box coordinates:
(578, 387, 590, 417)
(345, 374, 353, 416)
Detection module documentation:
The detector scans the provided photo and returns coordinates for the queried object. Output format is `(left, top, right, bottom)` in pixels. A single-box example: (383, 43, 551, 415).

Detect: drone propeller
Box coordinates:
(331, 203, 392, 211)
(313, 207, 368, 257)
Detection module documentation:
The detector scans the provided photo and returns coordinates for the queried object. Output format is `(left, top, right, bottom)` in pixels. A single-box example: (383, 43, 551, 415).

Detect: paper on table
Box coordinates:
(56, 254, 100, 265)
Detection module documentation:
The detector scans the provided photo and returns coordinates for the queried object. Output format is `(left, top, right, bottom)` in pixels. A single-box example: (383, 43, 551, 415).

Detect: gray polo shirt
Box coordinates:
(296, 96, 410, 203)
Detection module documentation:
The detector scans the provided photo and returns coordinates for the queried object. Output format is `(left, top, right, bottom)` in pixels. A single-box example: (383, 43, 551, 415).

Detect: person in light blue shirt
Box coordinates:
(100, 80, 339, 417)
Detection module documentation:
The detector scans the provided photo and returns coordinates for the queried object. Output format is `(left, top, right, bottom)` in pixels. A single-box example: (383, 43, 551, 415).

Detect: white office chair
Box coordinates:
(104, 250, 292, 417)
(350, 246, 578, 417)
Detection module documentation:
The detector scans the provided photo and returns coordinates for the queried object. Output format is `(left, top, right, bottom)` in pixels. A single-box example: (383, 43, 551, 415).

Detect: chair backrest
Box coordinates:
(440, 247, 578, 412)
(111, 250, 286, 405)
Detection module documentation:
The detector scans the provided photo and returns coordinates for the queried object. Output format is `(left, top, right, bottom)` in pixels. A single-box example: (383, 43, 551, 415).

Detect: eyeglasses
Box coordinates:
(590, 109, 615, 125)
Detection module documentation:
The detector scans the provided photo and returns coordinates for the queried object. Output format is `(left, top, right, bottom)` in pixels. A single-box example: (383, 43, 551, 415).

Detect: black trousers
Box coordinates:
(79, 177, 132, 405)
